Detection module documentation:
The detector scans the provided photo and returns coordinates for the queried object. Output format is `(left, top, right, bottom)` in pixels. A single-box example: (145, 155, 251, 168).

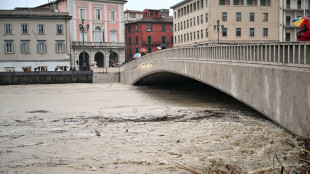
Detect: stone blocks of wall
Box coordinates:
(0, 71, 93, 85)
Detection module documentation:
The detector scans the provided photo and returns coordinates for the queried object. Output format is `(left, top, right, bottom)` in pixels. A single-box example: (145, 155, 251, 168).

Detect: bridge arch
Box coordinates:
(121, 42, 310, 136)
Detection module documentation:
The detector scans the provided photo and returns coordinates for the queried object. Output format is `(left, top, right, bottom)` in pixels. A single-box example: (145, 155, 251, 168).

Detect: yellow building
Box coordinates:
(171, 0, 280, 46)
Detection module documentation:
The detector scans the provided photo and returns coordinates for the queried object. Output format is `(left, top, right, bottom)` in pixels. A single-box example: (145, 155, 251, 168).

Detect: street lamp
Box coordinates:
(79, 19, 90, 70)
(213, 20, 224, 44)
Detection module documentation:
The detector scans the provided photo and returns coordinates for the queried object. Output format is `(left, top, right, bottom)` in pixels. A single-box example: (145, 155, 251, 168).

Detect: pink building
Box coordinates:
(37, 0, 127, 69)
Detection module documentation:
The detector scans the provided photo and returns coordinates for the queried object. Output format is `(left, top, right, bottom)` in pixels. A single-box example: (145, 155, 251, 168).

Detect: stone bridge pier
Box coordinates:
(121, 42, 310, 136)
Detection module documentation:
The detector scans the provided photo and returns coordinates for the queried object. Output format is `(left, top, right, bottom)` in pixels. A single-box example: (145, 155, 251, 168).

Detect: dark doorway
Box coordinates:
(286, 33, 291, 41)
(109, 51, 119, 67)
(79, 52, 89, 70)
(95, 52, 104, 67)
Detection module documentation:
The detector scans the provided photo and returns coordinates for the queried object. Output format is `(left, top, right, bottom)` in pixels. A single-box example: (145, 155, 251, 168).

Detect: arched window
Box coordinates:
(297, 0, 301, 9)
(286, 0, 290, 9)
(94, 26, 103, 42)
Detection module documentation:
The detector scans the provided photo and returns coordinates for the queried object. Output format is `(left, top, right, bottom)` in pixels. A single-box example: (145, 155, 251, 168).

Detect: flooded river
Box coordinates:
(0, 83, 302, 173)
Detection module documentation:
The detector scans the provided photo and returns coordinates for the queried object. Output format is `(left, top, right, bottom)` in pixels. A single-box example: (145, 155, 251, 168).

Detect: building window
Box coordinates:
(56, 24, 63, 34)
(187, 20, 189, 27)
(147, 24, 152, 31)
(286, 0, 291, 9)
(190, 4, 192, 12)
(197, 1, 200, 9)
(135, 36, 138, 44)
(4, 24, 12, 34)
(220, 0, 225, 5)
(130, 13, 136, 18)
(201, 15, 203, 24)
(95, 9, 101, 20)
(222, 12, 227, 21)
(222, 28, 227, 36)
(190, 32, 192, 41)
(171, 24, 173, 32)
(206, 13, 208, 22)
(250, 13, 255, 21)
(148, 47, 152, 53)
(236, 28, 241, 36)
(80, 31, 87, 42)
(21, 24, 28, 34)
(286, 16, 291, 25)
(129, 49, 132, 58)
(197, 30, 200, 39)
(247, 0, 252, 5)
(193, 31, 196, 40)
(162, 36, 166, 44)
(80, 8, 86, 19)
(190, 19, 192, 27)
(201, 29, 203, 38)
(178, 23, 180, 31)
(206, 28, 208, 37)
(135, 48, 139, 53)
(197, 16, 199, 25)
(236, 13, 241, 21)
(250, 28, 255, 36)
(193, 18, 196, 25)
(174, 24, 176, 31)
(261, 0, 266, 6)
(193, 2, 196, 10)
(181, 22, 183, 30)
(135, 24, 138, 32)
(4, 40, 14, 53)
(263, 13, 268, 21)
(21, 40, 30, 54)
(187, 33, 189, 41)
(171, 36, 173, 44)
(56, 41, 65, 53)
(174, 12, 176, 19)
(128, 26, 131, 33)
(110, 8, 116, 21)
(263, 28, 268, 36)
(37, 41, 47, 54)
(297, 0, 301, 9)
(128, 37, 131, 45)
(38, 24, 45, 34)
(234, 0, 239, 5)
(147, 35, 152, 45)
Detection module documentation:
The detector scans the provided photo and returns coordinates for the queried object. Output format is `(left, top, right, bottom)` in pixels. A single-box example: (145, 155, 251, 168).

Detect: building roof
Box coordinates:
(170, 0, 189, 9)
(0, 10, 72, 19)
(124, 10, 143, 13)
(125, 16, 173, 25)
(36, 0, 127, 8)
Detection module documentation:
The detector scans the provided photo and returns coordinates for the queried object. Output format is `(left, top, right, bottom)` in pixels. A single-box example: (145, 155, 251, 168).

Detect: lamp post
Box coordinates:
(79, 19, 89, 70)
(213, 20, 224, 44)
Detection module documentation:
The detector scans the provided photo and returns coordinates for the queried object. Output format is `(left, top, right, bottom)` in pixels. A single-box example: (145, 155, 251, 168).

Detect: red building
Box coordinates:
(125, 9, 173, 60)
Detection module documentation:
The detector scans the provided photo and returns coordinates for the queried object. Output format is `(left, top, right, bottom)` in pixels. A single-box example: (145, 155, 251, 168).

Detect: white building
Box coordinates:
(0, 9, 72, 72)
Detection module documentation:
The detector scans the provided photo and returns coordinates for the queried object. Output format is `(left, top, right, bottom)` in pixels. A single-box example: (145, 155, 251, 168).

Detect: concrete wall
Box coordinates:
(0, 71, 93, 85)
(92, 67, 120, 83)
(120, 43, 310, 136)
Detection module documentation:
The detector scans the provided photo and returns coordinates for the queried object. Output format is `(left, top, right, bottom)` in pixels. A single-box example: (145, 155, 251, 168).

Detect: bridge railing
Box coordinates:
(123, 42, 310, 70)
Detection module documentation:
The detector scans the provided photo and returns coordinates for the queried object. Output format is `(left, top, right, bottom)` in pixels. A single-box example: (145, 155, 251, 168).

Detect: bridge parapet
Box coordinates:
(123, 42, 310, 71)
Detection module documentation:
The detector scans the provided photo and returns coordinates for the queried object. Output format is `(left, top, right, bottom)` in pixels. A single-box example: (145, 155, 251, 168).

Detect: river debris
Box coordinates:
(176, 163, 202, 174)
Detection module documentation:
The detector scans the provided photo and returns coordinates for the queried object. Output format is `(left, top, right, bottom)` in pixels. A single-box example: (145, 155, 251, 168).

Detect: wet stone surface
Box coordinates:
(0, 84, 303, 173)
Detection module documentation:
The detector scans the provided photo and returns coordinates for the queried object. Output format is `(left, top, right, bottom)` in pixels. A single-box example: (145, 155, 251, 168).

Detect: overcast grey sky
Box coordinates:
(0, 0, 181, 13)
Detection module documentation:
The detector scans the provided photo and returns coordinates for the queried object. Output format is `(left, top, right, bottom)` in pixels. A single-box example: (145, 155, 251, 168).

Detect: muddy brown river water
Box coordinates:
(0, 83, 303, 173)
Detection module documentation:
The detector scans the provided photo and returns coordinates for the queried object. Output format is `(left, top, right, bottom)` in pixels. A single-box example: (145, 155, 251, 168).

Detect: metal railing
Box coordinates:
(123, 42, 310, 70)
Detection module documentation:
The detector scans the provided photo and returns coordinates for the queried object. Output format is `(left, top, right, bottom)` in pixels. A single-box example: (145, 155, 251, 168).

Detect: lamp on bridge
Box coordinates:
(79, 19, 90, 70)
(213, 20, 224, 44)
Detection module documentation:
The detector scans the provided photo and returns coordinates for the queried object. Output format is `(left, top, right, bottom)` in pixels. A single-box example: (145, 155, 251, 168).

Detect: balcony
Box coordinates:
(72, 42, 125, 48)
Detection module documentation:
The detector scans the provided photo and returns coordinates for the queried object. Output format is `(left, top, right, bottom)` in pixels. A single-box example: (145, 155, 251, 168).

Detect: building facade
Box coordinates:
(125, 9, 173, 59)
(0, 10, 71, 72)
(38, 0, 127, 68)
(171, 0, 280, 46)
(124, 10, 143, 23)
(281, 0, 310, 41)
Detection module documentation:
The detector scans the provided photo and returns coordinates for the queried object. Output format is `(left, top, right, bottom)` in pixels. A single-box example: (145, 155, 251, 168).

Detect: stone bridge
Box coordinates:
(120, 42, 310, 136)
